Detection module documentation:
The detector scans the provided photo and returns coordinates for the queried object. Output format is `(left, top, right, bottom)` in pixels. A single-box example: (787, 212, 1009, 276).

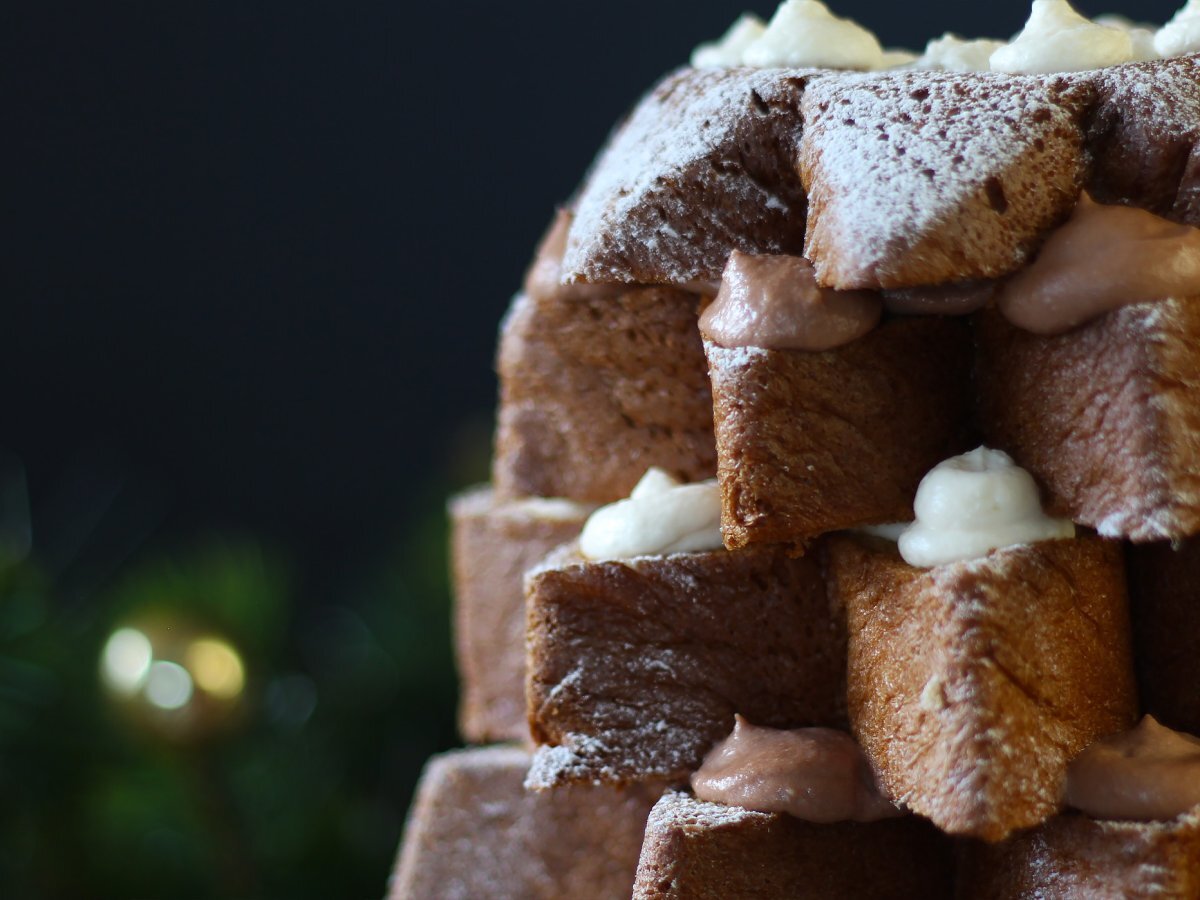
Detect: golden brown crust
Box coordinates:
(828, 534, 1137, 842)
(633, 791, 955, 900)
(975, 299, 1200, 542)
(1127, 537, 1200, 736)
(707, 317, 973, 550)
(389, 746, 656, 900)
(800, 72, 1091, 290)
(451, 488, 591, 743)
(494, 288, 716, 504)
(957, 808, 1200, 899)
(525, 544, 846, 788)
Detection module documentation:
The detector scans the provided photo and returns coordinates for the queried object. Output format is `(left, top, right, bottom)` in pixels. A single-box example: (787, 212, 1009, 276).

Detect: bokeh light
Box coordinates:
(144, 661, 194, 711)
(186, 638, 245, 700)
(99, 620, 249, 741)
(101, 627, 154, 696)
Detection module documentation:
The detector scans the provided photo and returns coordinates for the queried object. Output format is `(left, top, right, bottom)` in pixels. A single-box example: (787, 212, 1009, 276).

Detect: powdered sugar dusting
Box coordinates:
(839, 536, 1137, 840)
(1089, 54, 1200, 142)
(564, 56, 1200, 289)
(800, 69, 1088, 289)
(391, 746, 652, 900)
(1086, 54, 1200, 222)
(524, 708, 720, 790)
(703, 341, 770, 369)
(1111, 298, 1200, 540)
(644, 789, 775, 833)
(564, 67, 816, 285)
(526, 545, 845, 788)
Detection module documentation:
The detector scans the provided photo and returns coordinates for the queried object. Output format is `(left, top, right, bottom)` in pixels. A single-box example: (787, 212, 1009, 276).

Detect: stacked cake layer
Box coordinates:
(389, 5, 1200, 897)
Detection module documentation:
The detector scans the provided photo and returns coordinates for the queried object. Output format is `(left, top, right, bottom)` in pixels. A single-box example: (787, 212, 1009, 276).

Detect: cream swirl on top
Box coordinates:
(699, 251, 881, 351)
(990, 0, 1134, 73)
(691, 14, 767, 68)
(1065, 716, 1200, 821)
(915, 34, 1005, 72)
(691, 715, 900, 823)
(1095, 15, 1160, 62)
(578, 468, 723, 561)
(742, 0, 885, 70)
(1157, 0, 1200, 57)
(997, 195, 1200, 335)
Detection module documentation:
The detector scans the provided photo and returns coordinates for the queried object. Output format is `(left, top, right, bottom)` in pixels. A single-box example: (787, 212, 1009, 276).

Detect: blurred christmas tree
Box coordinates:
(0, 451, 462, 898)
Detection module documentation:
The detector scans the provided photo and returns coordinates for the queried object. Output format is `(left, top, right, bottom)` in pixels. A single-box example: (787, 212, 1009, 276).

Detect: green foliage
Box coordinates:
(101, 539, 292, 659)
(0, 477, 459, 898)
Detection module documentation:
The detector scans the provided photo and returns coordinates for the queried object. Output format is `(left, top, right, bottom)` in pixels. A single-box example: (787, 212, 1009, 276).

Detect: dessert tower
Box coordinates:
(390, 2, 1200, 897)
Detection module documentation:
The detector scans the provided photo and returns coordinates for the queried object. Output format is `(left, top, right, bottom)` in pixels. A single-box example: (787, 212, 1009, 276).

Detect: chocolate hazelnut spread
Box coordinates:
(998, 194, 1200, 335)
(524, 210, 614, 303)
(882, 280, 997, 316)
(699, 251, 882, 350)
(690, 715, 901, 823)
(1065, 716, 1200, 821)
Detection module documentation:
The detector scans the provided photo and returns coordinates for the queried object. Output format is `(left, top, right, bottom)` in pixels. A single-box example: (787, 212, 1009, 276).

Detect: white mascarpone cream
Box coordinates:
(1156, 1, 1200, 57)
(741, 0, 885, 70)
(856, 522, 910, 542)
(1095, 14, 1160, 61)
(879, 48, 919, 69)
(897, 447, 1075, 568)
(510, 496, 593, 522)
(691, 13, 767, 68)
(578, 468, 724, 561)
(990, 0, 1135, 73)
(916, 34, 1006, 72)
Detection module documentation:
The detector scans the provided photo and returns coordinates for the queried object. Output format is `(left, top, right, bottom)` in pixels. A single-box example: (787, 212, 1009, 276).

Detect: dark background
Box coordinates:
(1, 1, 1182, 897)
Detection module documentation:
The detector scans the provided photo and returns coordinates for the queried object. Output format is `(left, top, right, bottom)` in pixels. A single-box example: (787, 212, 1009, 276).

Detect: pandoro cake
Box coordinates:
(494, 212, 715, 505)
(388, 746, 656, 899)
(450, 488, 592, 743)
(629, 718, 958, 899)
(633, 791, 954, 900)
(958, 717, 1200, 898)
(390, 1, 1200, 895)
(524, 470, 846, 789)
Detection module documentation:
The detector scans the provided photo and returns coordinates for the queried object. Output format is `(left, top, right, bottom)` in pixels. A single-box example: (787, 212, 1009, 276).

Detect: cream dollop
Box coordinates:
(1156, 1, 1200, 57)
(997, 194, 1200, 335)
(879, 48, 919, 68)
(990, 0, 1134, 73)
(742, 0, 885, 70)
(1095, 14, 1160, 61)
(691, 715, 900, 823)
(916, 34, 1005, 72)
(1065, 716, 1200, 821)
(691, 14, 767, 68)
(855, 523, 910, 542)
(897, 447, 1074, 568)
(509, 496, 593, 522)
(578, 468, 724, 561)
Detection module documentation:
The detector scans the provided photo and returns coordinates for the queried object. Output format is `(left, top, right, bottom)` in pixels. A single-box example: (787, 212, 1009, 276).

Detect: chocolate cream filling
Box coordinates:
(691, 715, 901, 823)
(555, 192, 1200, 347)
(998, 193, 1200, 335)
(882, 280, 998, 316)
(699, 250, 881, 350)
(1065, 715, 1200, 821)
